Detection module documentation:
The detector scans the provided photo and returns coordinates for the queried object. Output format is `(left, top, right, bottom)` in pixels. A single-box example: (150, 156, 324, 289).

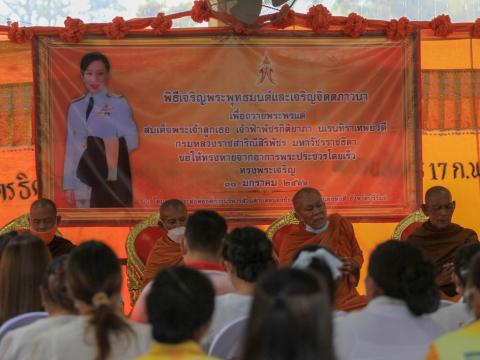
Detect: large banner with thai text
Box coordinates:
(34, 33, 420, 224)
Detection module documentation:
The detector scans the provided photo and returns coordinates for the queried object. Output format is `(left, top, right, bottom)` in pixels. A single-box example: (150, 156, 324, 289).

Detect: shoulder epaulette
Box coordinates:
(71, 94, 87, 103)
(107, 92, 123, 98)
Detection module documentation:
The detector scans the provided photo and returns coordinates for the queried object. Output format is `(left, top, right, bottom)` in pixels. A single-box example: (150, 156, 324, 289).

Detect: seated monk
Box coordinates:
(278, 187, 366, 311)
(141, 199, 188, 287)
(28, 198, 75, 258)
(406, 186, 478, 298)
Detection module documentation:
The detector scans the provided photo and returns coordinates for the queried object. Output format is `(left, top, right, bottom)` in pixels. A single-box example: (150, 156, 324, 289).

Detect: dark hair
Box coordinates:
(185, 210, 227, 254)
(67, 241, 132, 360)
(0, 234, 51, 324)
(292, 245, 338, 304)
(368, 240, 439, 316)
(80, 52, 110, 74)
(147, 267, 215, 343)
(223, 227, 275, 283)
(41, 255, 76, 313)
(0, 230, 18, 259)
(454, 243, 480, 288)
(242, 268, 334, 360)
(468, 253, 480, 290)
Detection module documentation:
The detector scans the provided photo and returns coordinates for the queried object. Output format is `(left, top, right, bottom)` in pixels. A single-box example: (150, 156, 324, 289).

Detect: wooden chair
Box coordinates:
(265, 210, 299, 257)
(125, 212, 165, 306)
(391, 209, 428, 240)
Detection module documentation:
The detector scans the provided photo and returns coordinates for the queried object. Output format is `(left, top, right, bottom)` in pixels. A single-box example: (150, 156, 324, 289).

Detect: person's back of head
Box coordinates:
(0, 230, 18, 261)
(466, 253, 480, 319)
(453, 243, 480, 293)
(185, 210, 227, 256)
(368, 240, 439, 316)
(0, 234, 51, 324)
(67, 240, 131, 360)
(41, 255, 76, 315)
(292, 245, 341, 305)
(242, 268, 334, 360)
(147, 266, 215, 343)
(223, 227, 275, 283)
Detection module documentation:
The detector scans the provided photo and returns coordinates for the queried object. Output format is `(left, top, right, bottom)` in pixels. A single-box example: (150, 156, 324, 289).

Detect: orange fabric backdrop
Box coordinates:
(1, 30, 480, 310)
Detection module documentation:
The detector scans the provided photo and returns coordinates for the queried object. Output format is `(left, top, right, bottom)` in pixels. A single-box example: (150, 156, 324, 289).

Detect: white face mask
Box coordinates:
(167, 226, 186, 244)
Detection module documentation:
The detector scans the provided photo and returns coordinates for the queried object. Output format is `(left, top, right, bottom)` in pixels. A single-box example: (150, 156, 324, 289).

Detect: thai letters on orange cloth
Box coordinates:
(278, 213, 366, 311)
(142, 235, 184, 287)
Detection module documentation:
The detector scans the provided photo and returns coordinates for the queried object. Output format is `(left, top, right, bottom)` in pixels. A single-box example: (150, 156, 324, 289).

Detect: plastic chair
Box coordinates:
(208, 316, 248, 360)
(125, 212, 165, 306)
(0, 312, 48, 341)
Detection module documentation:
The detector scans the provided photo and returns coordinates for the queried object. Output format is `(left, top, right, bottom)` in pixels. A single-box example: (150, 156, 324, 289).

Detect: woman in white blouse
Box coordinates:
(31, 241, 152, 360)
(335, 240, 445, 360)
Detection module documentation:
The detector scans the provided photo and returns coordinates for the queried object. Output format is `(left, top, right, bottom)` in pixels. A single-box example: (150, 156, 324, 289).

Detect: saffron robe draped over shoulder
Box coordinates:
(406, 221, 478, 296)
(142, 235, 184, 287)
(278, 213, 366, 311)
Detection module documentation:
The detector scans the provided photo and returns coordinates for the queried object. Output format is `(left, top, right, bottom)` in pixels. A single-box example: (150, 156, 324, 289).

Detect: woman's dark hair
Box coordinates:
(454, 243, 480, 288)
(292, 245, 338, 304)
(223, 227, 275, 283)
(0, 230, 18, 259)
(0, 234, 51, 324)
(67, 241, 132, 360)
(80, 52, 110, 74)
(468, 252, 480, 290)
(147, 266, 215, 343)
(41, 255, 76, 313)
(368, 240, 439, 316)
(241, 268, 334, 360)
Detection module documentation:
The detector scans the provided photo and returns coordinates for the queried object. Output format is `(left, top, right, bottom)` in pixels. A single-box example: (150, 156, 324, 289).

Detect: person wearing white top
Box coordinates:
(31, 241, 153, 360)
(201, 227, 275, 350)
(430, 243, 480, 331)
(0, 255, 77, 360)
(335, 240, 445, 360)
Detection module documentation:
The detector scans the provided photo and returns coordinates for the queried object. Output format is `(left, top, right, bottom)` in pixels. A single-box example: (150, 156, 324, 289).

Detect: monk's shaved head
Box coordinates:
(160, 199, 186, 216)
(30, 198, 57, 214)
(293, 187, 321, 212)
(425, 186, 452, 204)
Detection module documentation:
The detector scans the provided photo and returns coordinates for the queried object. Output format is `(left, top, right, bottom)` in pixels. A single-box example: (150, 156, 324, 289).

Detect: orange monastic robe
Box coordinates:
(142, 235, 184, 287)
(278, 213, 366, 311)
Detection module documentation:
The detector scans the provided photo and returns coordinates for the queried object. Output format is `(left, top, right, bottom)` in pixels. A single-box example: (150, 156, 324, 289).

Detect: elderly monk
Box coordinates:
(279, 187, 366, 311)
(29, 198, 75, 258)
(141, 199, 188, 287)
(406, 186, 478, 298)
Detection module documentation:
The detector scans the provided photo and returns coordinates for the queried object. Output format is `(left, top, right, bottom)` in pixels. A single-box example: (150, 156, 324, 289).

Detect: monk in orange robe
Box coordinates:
(406, 186, 478, 299)
(279, 187, 366, 311)
(141, 199, 188, 287)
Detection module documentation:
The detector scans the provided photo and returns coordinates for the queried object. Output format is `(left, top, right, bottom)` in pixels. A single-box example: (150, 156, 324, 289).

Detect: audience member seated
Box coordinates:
(278, 187, 366, 311)
(292, 245, 347, 318)
(142, 199, 188, 288)
(202, 226, 276, 348)
(431, 243, 480, 331)
(31, 241, 152, 360)
(131, 210, 234, 323)
(425, 252, 480, 359)
(241, 268, 335, 360)
(0, 255, 77, 359)
(335, 240, 444, 360)
(406, 186, 478, 299)
(0, 231, 18, 261)
(29, 198, 76, 258)
(136, 267, 216, 360)
(0, 234, 51, 325)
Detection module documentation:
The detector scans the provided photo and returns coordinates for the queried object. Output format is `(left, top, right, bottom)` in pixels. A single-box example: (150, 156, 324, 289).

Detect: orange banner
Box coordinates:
(34, 33, 420, 223)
